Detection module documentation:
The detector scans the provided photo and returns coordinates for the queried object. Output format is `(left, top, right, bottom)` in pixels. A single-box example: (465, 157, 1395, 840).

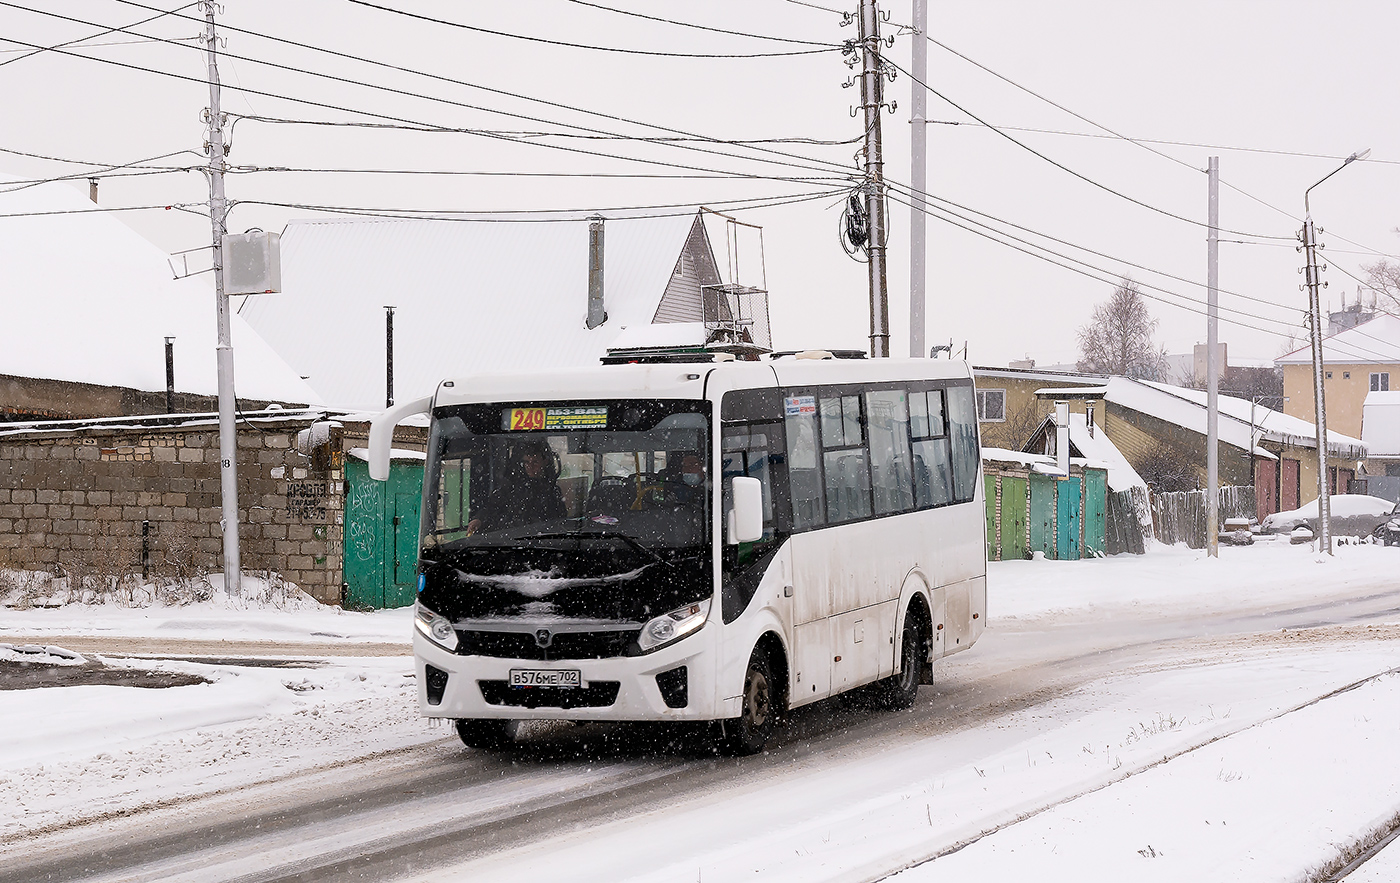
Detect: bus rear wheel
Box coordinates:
(722, 648, 775, 756)
(455, 719, 512, 750)
(879, 612, 926, 709)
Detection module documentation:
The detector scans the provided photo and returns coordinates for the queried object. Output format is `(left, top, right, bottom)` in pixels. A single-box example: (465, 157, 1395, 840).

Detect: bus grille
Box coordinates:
(456, 629, 639, 660)
(478, 680, 621, 709)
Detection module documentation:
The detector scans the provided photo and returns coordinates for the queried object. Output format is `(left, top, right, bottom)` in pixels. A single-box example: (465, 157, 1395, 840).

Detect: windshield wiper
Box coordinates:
(530, 531, 664, 564)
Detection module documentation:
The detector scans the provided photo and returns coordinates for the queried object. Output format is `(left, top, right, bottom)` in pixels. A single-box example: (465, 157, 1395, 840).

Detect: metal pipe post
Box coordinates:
(858, 0, 889, 358)
(1206, 157, 1219, 557)
(908, 0, 927, 359)
(164, 336, 175, 414)
(385, 305, 396, 408)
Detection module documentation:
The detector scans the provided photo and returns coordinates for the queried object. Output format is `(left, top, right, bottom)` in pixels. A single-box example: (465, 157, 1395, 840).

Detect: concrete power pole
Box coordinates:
(856, 0, 890, 358)
(1206, 157, 1219, 558)
(1301, 215, 1332, 555)
(203, 1, 241, 596)
(908, 0, 927, 359)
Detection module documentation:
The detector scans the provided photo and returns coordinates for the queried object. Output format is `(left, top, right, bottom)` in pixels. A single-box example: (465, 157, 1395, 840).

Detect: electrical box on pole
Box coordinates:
(222, 231, 282, 295)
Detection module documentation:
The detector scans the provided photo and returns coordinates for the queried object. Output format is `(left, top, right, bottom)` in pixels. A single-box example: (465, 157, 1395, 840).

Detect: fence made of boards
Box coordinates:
(1151, 485, 1256, 548)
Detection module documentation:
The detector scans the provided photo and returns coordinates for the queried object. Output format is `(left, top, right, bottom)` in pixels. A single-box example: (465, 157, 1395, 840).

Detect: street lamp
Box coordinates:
(1300, 148, 1369, 555)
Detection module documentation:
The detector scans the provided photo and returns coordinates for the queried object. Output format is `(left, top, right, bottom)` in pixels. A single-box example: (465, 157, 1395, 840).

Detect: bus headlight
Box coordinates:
(637, 598, 711, 653)
(414, 603, 458, 652)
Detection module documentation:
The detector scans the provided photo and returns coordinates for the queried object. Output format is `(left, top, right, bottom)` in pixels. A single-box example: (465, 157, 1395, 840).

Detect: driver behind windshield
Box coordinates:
(466, 442, 565, 535)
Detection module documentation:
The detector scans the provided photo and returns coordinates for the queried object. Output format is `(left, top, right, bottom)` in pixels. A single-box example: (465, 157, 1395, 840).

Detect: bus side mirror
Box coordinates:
(729, 476, 764, 544)
(368, 396, 433, 481)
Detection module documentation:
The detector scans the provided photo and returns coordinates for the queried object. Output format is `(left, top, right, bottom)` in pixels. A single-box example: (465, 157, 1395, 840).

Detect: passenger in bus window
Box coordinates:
(466, 442, 565, 534)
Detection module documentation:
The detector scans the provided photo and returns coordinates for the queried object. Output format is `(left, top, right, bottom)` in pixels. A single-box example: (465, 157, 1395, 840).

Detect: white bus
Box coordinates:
(369, 353, 986, 754)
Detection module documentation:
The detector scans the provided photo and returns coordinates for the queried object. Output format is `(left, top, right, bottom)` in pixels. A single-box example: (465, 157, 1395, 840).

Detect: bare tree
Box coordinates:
(1360, 257, 1400, 315)
(1076, 277, 1167, 379)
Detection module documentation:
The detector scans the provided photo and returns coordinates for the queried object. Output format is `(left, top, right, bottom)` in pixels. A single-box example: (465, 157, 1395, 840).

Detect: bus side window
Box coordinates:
(785, 405, 824, 531)
(911, 389, 953, 509)
(820, 394, 871, 523)
(866, 389, 914, 515)
(946, 384, 981, 503)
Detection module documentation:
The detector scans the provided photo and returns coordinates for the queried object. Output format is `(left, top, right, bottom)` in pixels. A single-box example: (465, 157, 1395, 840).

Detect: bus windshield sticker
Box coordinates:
(784, 395, 816, 416)
(507, 406, 609, 431)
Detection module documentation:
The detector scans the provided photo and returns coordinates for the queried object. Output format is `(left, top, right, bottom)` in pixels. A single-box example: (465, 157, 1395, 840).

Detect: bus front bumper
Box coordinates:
(413, 623, 723, 721)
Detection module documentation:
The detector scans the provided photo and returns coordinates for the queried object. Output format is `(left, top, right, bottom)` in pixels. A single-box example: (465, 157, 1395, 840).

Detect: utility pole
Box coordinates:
(203, 1, 241, 596)
(908, 0, 927, 359)
(385, 306, 396, 408)
(1206, 157, 1219, 558)
(1301, 214, 1332, 555)
(856, 0, 890, 358)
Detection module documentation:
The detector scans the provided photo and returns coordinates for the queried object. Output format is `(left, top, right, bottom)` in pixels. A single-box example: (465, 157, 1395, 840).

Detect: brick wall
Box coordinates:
(0, 420, 345, 604)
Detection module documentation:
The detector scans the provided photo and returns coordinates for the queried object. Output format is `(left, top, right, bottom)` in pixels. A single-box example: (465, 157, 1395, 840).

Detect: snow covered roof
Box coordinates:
(0, 177, 321, 406)
(1361, 390, 1400, 458)
(240, 211, 711, 410)
(1274, 313, 1400, 366)
(1061, 411, 1147, 492)
(1104, 377, 1365, 460)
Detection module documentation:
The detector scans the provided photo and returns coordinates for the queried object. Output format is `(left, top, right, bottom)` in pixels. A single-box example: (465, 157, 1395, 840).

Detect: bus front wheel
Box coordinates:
(879, 612, 927, 709)
(722, 648, 776, 756)
(455, 719, 512, 750)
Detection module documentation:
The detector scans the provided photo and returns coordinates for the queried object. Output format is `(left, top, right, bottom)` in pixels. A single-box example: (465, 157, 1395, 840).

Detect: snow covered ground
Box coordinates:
(2, 539, 1399, 881)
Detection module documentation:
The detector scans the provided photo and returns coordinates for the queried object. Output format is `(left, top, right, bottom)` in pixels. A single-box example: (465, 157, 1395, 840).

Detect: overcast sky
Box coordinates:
(2, 0, 1397, 369)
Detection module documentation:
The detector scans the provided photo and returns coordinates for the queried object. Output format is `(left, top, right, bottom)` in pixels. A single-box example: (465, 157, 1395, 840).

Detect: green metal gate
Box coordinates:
(1028, 473, 1056, 559)
(1056, 476, 1081, 561)
(343, 458, 424, 609)
(1001, 475, 1028, 561)
(1083, 468, 1107, 556)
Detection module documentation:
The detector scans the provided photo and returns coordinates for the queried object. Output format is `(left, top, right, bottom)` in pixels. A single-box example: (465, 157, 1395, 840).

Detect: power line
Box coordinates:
(884, 188, 1299, 343)
(343, 0, 838, 58)
(783, 0, 848, 14)
(918, 35, 1400, 259)
(885, 56, 1294, 242)
(928, 118, 1400, 169)
(886, 188, 1400, 363)
(562, 0, 840, 47)
(0, 144, 196, 169)
(882, 177, 1302, 320)
(0, 202, 205, 219)
(236, 187, 843, 223)
(0, 33, 201, 54)
(0, 166, 194, 192)
(0, 21, 854, 188)
(0, 1, 197, 69)
(227, 163, 847, 183)
(884, 188, 1301, 334)
(227, 113, 863, 148)
(106, 0, 859, 179)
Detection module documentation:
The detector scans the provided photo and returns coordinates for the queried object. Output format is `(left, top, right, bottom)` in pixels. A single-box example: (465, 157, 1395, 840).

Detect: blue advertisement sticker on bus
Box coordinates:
(784, 395, 816, 416)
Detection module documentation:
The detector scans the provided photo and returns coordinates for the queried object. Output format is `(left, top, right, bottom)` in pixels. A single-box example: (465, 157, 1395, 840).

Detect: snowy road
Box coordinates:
(3, 542, 1400, 882)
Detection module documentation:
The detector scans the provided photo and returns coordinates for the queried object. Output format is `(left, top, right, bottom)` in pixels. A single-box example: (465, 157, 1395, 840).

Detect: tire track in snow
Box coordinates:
(860, 664, 1400, 883)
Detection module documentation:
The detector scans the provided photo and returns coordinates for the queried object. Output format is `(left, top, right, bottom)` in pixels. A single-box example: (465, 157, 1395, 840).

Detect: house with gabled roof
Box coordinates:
(240, 208, 770, 411)
(1276, 312, 1400, 442)
(0, 176, 319, 421)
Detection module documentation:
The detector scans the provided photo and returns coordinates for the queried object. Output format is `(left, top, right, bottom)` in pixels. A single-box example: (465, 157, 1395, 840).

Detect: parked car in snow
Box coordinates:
(1261, 494, 1399, 538)
(1372, 503, 1400, 546)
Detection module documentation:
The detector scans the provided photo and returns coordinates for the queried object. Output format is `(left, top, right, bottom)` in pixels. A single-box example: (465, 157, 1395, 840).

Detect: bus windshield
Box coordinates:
(418, 400, 712, 621)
